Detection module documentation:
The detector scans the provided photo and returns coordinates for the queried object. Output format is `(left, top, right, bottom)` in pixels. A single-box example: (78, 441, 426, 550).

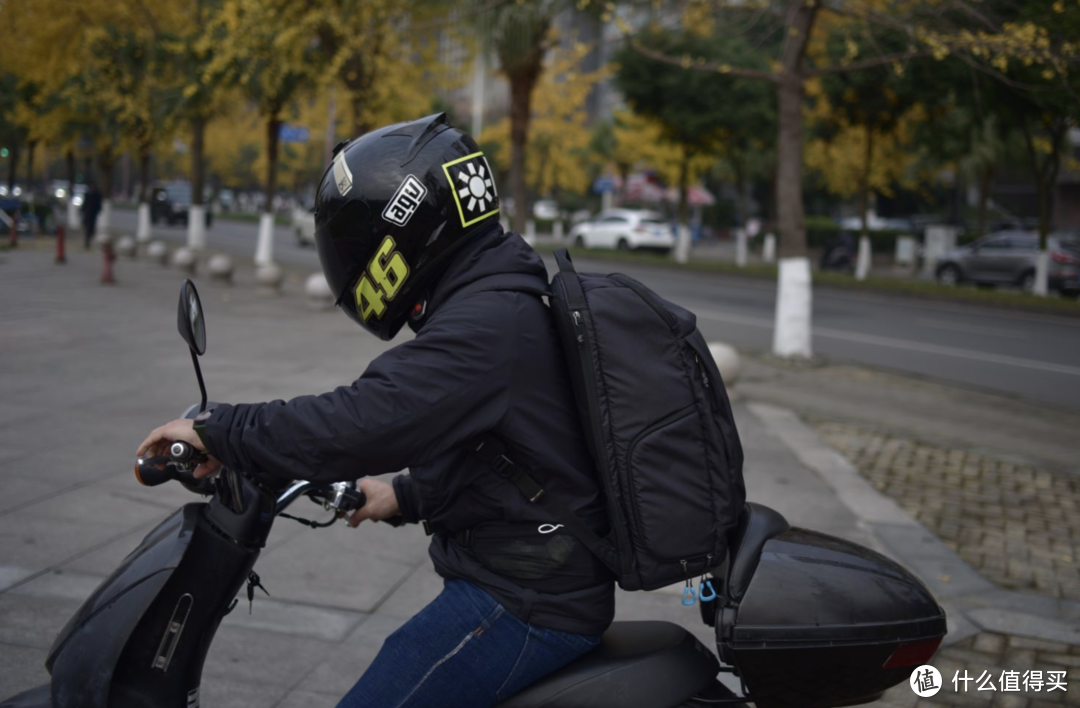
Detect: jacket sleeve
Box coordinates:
(392, 474, 423, 524)
(201, 297, 515, 483)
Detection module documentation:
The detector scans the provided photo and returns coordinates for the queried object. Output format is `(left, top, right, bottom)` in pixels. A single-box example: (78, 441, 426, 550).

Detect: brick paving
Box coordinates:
(815, 422, 1080, 706)
(814, 423, 1080, 603)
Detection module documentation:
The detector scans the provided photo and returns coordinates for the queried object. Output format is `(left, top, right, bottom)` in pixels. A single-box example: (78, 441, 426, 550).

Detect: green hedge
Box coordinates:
(803, 216, 914, 253)
(531, 242, 1080, 317)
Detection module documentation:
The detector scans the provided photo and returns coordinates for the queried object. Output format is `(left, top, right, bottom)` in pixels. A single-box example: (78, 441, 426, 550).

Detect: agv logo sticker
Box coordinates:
(383, 175, 427, 227)
(442, 152, 498, 228)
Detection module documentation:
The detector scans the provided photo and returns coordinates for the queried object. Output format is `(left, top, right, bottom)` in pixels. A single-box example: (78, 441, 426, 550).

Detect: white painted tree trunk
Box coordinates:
(674, 225, 690, 264)
(524, 219, 536, 246)
(772, 257, 813, 359)
(855, 235, 871, 281)
(762, 233, 776, 263)
(255, 213, 275, 266)
(188, 205, 207, 251)
(136, 202, 152, 243)
(553, 220, 564, 241)
(67, 201, 80, 231)
(99, 199, 113, 239)
(601, 190, 613, 212)
(735, 228, 748, 267)
(1034, 248, 1049, 297)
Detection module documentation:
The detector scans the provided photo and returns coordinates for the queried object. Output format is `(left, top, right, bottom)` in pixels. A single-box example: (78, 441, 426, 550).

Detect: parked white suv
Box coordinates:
(568, 209, 675, 253)
(293, 206, 316, 246)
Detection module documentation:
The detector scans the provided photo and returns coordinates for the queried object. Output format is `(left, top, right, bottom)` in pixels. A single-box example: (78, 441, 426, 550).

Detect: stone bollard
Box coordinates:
(762, 233, 776, 264)
(171, 247, 197, 275)
(305, 272, 334, 310)
(707, 341, 741, 386)
(208, 254, 235, 284)
(115, 235, 137, 259)
(256, 263, 284, 294)
(147, 240, 169, 265)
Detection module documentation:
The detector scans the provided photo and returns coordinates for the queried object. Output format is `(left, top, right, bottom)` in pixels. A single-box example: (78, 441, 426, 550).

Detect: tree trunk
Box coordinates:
(976, 166, 992, 240)
(139, 146, 152, 203)
(6, 145, 18, 192)
(508, 60, 542, 233)
(775, 75, 807, 258)
(265, 115, 282, 214)
(98, 150, 115, 199)
(191, 115, 206, 207)
(773, 0, 816, 259)
(66, 150, 76, 193)
(859, 127, 873, 240)
(25, 140, 37, 196)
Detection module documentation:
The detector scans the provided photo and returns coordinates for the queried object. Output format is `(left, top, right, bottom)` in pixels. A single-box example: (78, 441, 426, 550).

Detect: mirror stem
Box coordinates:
(191, 349, 208, 413)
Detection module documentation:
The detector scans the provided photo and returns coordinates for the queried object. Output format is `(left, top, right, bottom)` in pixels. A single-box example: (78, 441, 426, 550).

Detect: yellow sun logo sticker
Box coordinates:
(442, 152, 499, 228)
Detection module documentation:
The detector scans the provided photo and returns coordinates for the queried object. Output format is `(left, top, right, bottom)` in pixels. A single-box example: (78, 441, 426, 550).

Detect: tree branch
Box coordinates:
(627, 38, 778, 84)
(806, 49, 930, 76)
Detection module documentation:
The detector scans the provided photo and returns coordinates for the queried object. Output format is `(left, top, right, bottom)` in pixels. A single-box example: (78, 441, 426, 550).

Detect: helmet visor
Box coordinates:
(314, 200, 372, 305)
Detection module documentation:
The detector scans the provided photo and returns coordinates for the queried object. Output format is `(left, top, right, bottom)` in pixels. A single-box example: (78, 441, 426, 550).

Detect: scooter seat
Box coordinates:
(497, 621, 718, 708)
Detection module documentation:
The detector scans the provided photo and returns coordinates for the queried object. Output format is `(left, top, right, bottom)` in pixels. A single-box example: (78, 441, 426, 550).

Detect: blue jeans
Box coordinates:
(336, 579, 602, 708)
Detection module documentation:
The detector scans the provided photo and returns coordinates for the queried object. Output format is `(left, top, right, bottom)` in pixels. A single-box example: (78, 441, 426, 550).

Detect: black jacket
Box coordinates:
(203, 226, 615, 635)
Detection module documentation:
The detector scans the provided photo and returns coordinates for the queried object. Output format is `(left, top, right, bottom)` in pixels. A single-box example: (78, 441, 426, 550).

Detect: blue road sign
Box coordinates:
(279, 124, 310, 143)
(593, 176, 616, 194)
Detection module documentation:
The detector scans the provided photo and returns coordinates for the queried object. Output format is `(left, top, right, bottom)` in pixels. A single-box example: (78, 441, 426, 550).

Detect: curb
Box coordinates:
(747, 401, 1080, 649)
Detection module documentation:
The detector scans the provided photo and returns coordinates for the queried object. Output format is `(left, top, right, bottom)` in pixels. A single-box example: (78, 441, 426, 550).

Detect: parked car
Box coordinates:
(293, 206, 316, 246)
(151, 183, 213, 227)
(568, 209, 675, 253)
(935, 231, 1080, 295)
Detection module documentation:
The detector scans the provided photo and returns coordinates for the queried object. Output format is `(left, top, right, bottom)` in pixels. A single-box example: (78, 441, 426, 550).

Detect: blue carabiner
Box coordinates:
(681, 585, 697, 606)
(699, 579, 717, 602)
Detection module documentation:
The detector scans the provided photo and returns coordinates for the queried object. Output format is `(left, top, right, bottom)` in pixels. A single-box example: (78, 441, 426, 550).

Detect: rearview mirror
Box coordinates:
(177, 279, 206, 356)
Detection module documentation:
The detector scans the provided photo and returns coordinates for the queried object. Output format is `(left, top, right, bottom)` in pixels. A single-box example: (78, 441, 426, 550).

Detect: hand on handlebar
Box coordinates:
(346, 478, 401, 527)
(136, 418, 222, 478)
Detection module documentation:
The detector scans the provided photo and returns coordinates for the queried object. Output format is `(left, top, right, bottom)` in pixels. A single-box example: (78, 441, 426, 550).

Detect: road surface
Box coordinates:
(111, 207, 1080, 411)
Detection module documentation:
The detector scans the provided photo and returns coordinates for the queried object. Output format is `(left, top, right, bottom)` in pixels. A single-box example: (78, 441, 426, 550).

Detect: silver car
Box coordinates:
(935, 231, 1080, 295)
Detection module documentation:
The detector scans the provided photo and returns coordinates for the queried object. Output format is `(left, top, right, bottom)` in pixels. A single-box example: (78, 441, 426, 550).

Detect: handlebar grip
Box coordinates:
(135, 460, 175, 487)
(170, 441, 201, 463)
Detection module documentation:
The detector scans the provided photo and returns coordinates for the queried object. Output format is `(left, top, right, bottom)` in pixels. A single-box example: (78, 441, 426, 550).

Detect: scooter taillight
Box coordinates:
(1051, 250, 1078, 265)
(881, 637, 944, 668)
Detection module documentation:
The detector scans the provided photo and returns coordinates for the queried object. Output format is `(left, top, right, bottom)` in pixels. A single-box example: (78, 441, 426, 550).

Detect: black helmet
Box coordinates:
(314, 113, 501, 340)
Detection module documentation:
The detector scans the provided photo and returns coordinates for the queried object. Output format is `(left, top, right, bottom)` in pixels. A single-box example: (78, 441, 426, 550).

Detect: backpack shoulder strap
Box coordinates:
(471, 433, 620, 575)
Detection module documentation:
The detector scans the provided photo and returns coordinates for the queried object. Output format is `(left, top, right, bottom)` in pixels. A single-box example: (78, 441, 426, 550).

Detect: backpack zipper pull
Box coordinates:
(680, 560, 697, 606)
(695, 353, 711, 389)
(571, 311, 585, 344)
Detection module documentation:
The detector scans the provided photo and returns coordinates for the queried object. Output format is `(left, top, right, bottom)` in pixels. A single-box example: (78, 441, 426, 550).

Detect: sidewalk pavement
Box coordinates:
(1, 246, 1077, 707)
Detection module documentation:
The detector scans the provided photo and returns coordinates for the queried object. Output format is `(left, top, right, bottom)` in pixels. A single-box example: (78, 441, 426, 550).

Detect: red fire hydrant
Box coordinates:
(56, 224, 66, 264)
(101, 239, 116, 284)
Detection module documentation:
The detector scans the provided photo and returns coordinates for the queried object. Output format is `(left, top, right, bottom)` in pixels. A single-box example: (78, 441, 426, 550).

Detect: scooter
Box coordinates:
(2, 280, 947, 708)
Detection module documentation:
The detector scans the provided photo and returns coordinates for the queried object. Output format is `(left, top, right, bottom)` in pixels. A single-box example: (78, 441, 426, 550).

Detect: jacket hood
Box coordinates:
(408, 225, 549, 332)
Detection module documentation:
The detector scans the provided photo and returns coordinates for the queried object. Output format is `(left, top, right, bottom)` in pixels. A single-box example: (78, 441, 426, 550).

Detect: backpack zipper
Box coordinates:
(568, 303, 633, 578)
(694, 352, 717, 412)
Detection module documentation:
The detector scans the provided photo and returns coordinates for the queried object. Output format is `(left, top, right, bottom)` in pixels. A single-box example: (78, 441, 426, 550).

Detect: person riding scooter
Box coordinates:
(136, 114, 613, 708)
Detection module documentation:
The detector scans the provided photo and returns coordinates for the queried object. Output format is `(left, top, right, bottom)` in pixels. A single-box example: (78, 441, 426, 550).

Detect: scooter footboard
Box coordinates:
(47, 504, 260, 708)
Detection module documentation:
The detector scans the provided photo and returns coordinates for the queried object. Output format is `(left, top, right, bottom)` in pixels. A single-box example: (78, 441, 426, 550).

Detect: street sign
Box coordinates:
(279, 124, 310, 143)
(593, 176, 616, 194)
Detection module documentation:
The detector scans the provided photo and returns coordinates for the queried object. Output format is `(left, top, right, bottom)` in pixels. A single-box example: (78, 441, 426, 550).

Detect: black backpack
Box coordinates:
(473, 249, 745, 591)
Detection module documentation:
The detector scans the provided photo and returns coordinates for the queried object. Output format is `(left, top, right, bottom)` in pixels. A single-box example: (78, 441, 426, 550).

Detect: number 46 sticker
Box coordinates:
(354, 236, 410, 322)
